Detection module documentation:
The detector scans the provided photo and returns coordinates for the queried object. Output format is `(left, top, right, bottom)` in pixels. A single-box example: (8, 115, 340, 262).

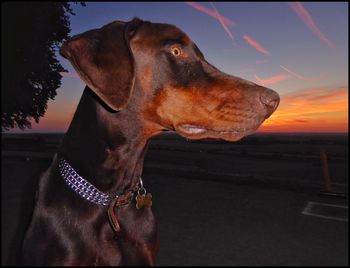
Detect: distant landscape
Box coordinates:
(2, 132, 348, 190)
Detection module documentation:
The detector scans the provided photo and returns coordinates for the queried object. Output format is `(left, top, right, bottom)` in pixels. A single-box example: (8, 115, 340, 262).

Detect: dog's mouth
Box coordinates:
(175, 124, 258, 141)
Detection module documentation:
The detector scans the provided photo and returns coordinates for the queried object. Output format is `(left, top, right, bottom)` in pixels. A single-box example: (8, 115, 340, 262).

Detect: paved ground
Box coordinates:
(148, 173, 348, 266)
(1, 156, 348, 266)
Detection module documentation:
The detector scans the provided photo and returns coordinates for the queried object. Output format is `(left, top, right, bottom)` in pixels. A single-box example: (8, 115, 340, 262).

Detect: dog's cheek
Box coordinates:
(165, 55, 210, 89)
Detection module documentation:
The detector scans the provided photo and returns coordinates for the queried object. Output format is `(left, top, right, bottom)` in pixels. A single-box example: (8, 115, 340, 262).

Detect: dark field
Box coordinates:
(2, 132, 348, 191)
(1, 132, 348, 265)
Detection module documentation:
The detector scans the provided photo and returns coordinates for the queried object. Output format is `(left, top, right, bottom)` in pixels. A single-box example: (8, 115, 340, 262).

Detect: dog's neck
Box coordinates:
(58, 87, 149, 194)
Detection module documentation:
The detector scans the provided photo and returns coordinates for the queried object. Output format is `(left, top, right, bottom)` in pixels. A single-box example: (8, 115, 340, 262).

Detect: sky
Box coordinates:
(9, 2, 348, 133)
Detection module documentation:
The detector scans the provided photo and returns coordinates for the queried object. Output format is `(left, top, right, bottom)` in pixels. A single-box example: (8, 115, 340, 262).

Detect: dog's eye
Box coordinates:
(171, 47, 182, 57)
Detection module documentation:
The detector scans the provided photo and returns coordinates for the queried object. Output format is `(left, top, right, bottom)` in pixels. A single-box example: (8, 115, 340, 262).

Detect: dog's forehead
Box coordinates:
(135, 22, 191, 46)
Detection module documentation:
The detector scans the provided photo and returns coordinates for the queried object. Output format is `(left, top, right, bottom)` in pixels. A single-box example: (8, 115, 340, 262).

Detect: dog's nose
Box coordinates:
(260, 89, 280, 117)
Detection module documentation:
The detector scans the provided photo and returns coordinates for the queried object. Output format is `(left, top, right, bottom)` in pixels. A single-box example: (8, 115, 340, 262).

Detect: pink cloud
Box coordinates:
(255, 74, 290, 86)
(280, 65, 305, 80)
(59, 72, 79, 78)
(243, 35, 270, 55)
(306, 87, 348, 102)
(288, 2, 334, 48)
(209, 2, 234, 41)
(185, 2, 236, 27)
(283, 87, 347, 103)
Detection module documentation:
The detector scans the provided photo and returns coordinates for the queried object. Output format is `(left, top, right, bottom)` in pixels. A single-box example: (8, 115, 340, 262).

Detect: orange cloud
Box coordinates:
(243, 35, 270, 55)
(185, 2, 236, 27)
(282, 87, 347, 103)
(255, 74, 290, 86)
(259, 86, 348, 132)
(293, 119, 309, 123)
(280, 65, 305, 80)
(288, 2, 334, 48)
(60, 72, 79, 78)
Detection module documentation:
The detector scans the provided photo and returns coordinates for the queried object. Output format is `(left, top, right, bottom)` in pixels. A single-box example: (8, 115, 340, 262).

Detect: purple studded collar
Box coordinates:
(58, 158, 142, 207)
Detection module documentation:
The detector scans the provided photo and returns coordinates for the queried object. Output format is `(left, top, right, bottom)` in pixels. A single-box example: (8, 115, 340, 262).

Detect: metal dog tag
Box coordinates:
(136, 187, 152, 209)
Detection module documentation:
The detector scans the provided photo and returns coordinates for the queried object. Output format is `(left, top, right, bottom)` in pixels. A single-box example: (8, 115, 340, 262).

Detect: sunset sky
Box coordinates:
(9, 2, 348, 133)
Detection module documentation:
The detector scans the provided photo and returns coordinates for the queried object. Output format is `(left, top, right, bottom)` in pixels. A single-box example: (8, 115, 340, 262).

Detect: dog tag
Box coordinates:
(136, 187, 152, 209)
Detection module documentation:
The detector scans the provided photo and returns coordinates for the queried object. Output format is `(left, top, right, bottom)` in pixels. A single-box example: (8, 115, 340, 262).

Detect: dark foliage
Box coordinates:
(1, 2, 85, 130)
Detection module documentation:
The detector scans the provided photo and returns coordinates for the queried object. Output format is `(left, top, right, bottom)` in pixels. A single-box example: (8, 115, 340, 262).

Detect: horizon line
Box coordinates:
(2, 131, 348, 135)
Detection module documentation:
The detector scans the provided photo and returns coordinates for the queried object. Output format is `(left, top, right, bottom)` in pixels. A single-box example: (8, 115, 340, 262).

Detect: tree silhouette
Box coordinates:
(1, 2, 85, 130)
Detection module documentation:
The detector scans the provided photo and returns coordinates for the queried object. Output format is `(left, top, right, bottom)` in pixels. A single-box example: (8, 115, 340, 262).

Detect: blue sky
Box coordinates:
(64, 2, 348, 90)
(11, 2, 349, 133)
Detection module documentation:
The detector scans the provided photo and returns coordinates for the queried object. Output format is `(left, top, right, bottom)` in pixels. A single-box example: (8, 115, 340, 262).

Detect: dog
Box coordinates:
(21, 17, 279, 265)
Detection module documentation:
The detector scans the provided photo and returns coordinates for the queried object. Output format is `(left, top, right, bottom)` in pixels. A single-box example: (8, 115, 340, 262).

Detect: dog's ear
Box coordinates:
(60, 18, 144, 111)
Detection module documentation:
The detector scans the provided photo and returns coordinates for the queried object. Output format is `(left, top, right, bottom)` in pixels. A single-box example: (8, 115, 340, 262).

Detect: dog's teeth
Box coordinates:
(188, 127, 205, 134)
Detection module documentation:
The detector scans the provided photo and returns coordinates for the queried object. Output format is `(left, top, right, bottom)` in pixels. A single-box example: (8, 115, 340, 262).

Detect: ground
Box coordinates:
(1, 133, 348, 265)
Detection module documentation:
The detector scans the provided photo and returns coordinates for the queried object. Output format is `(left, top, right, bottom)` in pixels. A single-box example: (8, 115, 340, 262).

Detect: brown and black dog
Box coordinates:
(21, 18, 279, 265)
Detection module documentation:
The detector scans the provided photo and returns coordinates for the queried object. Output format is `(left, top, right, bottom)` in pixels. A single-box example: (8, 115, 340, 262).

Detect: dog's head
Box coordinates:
(60, 17, 279, 141)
